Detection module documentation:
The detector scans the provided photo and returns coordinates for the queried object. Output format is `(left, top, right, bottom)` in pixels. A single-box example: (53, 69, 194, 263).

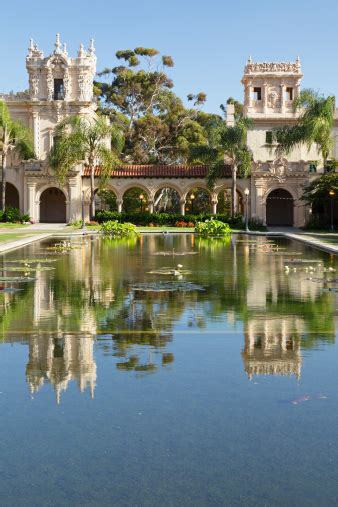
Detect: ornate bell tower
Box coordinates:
(25, 34, 97, 158)
(26, 33, 96, 104)
(241, 57, 303, 117)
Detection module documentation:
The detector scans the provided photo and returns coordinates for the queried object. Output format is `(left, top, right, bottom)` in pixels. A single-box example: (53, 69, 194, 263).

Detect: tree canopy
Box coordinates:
(273, 89, 335, 166)
(95, 47, 220, 164)
(0, 100, 34, 210)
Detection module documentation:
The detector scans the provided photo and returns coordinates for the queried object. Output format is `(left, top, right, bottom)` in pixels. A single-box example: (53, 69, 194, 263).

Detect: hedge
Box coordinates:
(95, 211, 266, 230)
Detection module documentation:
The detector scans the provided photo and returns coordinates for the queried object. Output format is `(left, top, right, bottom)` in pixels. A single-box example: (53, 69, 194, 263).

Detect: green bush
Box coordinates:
(0, 207, 30, 223)
(100, 220, 139, 238)
(96, 210, 244, 227)
(195, 219, 232, 237)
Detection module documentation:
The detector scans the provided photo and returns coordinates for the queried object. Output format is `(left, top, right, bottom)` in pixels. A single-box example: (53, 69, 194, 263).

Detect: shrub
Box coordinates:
(195, 219, 232, 237)
(96, 210, 244, 227)
(100, 220, 139, 238)
(0, 207, 30, 223)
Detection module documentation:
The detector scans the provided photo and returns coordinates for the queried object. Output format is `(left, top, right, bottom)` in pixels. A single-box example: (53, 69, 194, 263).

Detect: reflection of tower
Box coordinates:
(242, 318, 302, 379)
(26, 334, 97, 403)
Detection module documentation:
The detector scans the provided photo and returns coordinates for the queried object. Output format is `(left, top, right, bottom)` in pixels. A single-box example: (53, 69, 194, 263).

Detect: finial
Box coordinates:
(78, 43, 86, 58)
(29, 38, 34, 50)
(88, 38, 95, 55)
(55, 33, 61, 53)
(248, 55, 252, 64)
(63, 43, 67, 56)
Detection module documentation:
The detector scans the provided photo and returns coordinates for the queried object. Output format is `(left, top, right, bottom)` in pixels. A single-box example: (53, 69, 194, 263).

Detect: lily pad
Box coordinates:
(1, 266, 55, 272)
(0, 276, 35, 283)
(153, 251, 198, 256)
(147, 268, 192, 275)
(131, 281, 205, 293)
(6, 258, 58, 264)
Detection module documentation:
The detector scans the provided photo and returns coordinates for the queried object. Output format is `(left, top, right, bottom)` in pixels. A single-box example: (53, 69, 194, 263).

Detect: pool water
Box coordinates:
(0, 234, 338, 506)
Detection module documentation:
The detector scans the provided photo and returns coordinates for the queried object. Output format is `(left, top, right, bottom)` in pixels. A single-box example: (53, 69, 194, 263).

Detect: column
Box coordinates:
(180, 198, 186, 216)
(68, 179, 79, 222)
(32, 112, 40, 158)
(26, 180, 36, 222)
(263, 82, 268, 114)
(117, 199, 123, 213)
(211, 198, 218, 215)
(148, 200, 154, 214)
(280, 83, 285, 114)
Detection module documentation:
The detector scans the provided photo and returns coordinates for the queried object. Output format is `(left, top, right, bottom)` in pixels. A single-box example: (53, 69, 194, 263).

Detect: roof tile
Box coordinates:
(83, 164, 232, 178)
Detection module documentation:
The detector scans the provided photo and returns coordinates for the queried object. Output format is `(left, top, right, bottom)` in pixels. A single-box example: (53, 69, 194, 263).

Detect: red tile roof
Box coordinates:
(83, 164, 232, 178)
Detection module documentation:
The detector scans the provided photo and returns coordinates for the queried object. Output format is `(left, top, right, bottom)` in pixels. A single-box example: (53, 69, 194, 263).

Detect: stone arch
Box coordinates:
(184, 185, 212, 214)
(39, 186, 67, 223)
(122, 186, 150, 213)
(94, 187, 118, 212)
(3, 182, 20, 209)
(153, 184, 182, 213)
(216, 186, 244, 215)
(266, 188, 294, 226)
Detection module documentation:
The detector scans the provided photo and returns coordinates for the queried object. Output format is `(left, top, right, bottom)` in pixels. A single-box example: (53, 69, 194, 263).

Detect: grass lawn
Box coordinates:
(0, 233, 33, 244)
(0, 223, 28, 230)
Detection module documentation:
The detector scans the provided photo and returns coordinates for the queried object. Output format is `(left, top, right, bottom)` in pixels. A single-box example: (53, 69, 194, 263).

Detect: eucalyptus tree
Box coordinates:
(50, 115, 123, 219)
(0, 101, 34, 211)
(273, 89, 335, 169)
(191, 116, 253, 216)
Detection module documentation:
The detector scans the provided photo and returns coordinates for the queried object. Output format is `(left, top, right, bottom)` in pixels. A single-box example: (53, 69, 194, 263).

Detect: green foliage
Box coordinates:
(0, 207, 30, 223)
(95, 210, 258, 229)
(100, 220, 139, 238)
(0, 100, 35, 210)
(274, 89, 335, 164)
(301, 173, 338, 205)
(195, 219, 232, 237)
(95, 46, 216, 164)
(50, 115, 122, 185)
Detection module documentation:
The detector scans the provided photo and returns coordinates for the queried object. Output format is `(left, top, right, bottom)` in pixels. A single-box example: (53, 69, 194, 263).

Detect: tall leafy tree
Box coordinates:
(191, 115, 253, 216)
(0, 101, 34, 211)
(50, 115, 123, 219)
(95, 47, 212, 164)
(273, 89, 335, 169)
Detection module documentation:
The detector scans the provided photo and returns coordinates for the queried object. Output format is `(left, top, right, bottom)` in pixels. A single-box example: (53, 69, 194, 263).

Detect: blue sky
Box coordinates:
(1, 0, 337, 114)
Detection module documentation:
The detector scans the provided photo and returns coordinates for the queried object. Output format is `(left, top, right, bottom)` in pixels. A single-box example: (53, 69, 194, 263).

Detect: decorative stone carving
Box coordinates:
(267, 86, 281, 108)
(78, 73, 86, 101)
(64, 68, 71, 101)
(29, 73, 39, 98)
(268, 158, 289, 182)
(244, 61, 302, 75)
(46, 69, 53, 101)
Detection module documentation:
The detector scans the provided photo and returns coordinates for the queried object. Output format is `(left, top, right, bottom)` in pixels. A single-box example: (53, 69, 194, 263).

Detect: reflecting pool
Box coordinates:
(1, 234, 338, 506)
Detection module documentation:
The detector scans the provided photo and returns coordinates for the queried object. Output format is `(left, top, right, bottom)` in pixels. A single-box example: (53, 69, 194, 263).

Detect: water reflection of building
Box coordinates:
(26, 334, 97, 403)
(242, 318, 302, 379)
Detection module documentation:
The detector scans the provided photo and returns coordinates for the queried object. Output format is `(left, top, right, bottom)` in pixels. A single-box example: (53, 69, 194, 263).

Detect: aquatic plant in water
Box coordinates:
(195, 220, 231, 237)
(131, 281, 205, 293)
(100, 220, 139, 238)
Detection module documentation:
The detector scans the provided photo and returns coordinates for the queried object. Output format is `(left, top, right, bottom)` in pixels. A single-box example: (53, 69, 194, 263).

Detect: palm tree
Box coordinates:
(192, 117, 253, 216)
(0, 101, 34, 211)
(274, 89, 335, 170)
(50, 115, 123, 219)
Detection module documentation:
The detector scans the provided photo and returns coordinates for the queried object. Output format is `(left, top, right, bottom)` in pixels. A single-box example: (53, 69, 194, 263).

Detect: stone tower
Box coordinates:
(241, 57, 303, 117)
(25, 34, 97, 158)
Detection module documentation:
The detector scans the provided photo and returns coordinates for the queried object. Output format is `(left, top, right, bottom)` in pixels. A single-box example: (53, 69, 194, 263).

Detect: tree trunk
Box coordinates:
(1, 153, 7, 212)
(231, 164, 237, 217)
(90, 164, 95, 220)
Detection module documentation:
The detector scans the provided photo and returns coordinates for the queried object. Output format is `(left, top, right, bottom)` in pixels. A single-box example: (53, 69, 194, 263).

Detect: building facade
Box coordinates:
(1, 36, 336, 226)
